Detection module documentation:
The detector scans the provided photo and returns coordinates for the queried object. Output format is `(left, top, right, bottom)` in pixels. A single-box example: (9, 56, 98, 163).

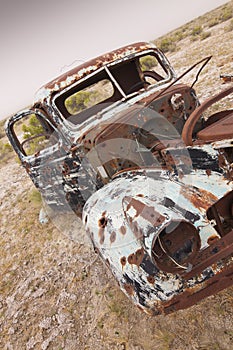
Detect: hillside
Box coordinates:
(0, 2, 233, 350)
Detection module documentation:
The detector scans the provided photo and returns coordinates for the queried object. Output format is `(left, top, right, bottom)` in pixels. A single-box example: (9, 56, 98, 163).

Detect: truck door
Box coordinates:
(6, 108, 69, 209)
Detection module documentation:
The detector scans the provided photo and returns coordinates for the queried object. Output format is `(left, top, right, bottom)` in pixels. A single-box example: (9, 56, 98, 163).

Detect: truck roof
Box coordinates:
(34, 42, 157, 103)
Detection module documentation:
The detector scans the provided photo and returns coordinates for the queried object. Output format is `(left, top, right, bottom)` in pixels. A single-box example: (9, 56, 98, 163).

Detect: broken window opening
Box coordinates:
(12, 112, 58, 157)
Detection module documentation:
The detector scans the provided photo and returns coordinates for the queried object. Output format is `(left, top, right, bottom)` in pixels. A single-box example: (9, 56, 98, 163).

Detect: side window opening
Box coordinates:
(12, 113, 58, 156)
(64, 79, 114, 115)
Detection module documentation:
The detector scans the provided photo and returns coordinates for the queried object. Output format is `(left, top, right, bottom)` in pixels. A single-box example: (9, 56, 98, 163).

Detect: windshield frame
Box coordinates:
(51, 49, 175, 131)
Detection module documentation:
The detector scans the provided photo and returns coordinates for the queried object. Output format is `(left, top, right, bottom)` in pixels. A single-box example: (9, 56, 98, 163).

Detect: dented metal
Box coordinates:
(5, 42, 233, 315)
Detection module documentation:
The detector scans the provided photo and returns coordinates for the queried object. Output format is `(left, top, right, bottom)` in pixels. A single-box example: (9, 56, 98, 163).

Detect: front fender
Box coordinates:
(82, 169, 233, 315)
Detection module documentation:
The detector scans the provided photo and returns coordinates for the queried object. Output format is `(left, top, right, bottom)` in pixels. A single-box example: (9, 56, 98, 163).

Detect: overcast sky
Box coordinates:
(0, 0, 229, 120)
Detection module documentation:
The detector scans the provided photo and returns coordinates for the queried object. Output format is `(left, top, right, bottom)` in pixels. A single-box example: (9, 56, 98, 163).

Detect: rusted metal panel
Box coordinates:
(5, 41, 233, 315)
(197, 112, 233, 141)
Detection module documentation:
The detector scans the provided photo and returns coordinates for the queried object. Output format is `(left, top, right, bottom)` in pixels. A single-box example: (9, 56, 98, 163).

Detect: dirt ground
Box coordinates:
(0, 13, 233, 350)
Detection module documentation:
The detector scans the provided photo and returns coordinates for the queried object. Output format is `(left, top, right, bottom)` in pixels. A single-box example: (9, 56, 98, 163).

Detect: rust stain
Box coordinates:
(119, 226, 126, 235)
(124, 196, 166, 227)
(207, 235, 220, 245)
(110, 231, 116, 243)
(131, 221, 143, 239)
(98, 227, 105, 245)
(98, 216, 108, 228)
(120, 256, 127, 267)
(123, 283, 134, 296)
(147, 275, 155, 284)
(181, 187, 218, 211)
(127, 247, 144, 266)
(98, 213, 108, 244)
(218, 153, 227, 168)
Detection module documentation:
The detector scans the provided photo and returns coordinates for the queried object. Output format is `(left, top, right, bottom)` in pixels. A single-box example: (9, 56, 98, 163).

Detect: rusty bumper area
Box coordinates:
(153, 228, 233, 315)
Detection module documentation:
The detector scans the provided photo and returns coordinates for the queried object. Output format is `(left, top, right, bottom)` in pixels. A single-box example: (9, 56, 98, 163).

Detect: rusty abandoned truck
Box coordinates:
(5, 42, 233, 315)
